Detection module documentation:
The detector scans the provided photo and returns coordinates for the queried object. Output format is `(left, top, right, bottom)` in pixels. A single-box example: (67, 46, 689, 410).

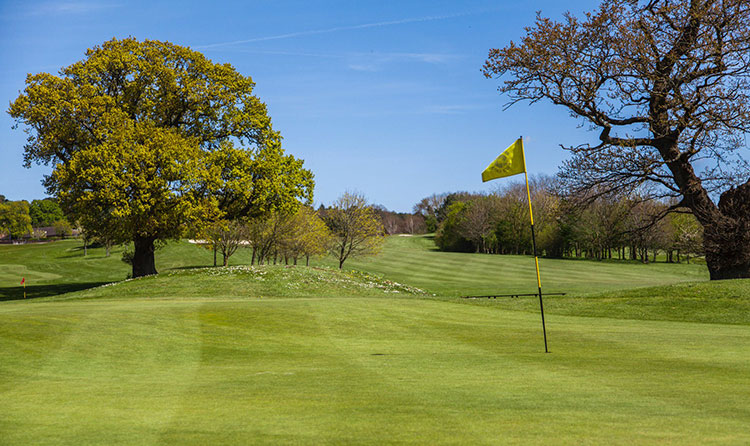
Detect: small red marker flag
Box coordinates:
(21, 277, 25, 285)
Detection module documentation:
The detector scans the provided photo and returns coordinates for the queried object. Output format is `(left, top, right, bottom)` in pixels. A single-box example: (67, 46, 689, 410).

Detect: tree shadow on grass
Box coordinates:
(56, 251, 88, 259)
(421, 235, 442, 252)
(0, 282, 110, 301)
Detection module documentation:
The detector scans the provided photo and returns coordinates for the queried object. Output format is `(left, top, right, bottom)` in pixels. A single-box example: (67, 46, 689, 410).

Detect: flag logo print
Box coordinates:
(481, 138, 526, 182)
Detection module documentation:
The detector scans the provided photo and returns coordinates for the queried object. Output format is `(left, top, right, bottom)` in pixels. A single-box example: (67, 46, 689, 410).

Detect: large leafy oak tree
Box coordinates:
(483, 0, 750, 280)
(9, 38, 313, 277)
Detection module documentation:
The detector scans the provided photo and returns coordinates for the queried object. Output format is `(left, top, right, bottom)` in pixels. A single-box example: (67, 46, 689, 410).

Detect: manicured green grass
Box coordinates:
(2, 282, 749, 444)
(2, 235, 749, 444)
(317, 234, 709, 297)
(0, 239, 252, 300)
(0, 240, 126, 299)
(474, 279, 750, 325)
(1, 235, 707, 301)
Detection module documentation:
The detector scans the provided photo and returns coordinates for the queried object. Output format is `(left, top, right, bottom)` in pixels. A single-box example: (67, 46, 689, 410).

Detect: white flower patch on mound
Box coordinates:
(169, 265, 427, 296)
(335, 269, 427, 294)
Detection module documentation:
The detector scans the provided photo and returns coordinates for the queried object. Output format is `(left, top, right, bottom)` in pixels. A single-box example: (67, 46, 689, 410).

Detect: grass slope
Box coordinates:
(321, 235, 708, 297)
(3, 236, 749, 444)
(0, 239, 252, 300)
(1, 234, 707, 301)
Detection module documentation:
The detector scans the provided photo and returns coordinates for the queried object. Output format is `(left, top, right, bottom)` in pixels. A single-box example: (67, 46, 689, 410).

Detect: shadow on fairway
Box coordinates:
(0, 282, 111, 301)
(423, 235, 442, 252)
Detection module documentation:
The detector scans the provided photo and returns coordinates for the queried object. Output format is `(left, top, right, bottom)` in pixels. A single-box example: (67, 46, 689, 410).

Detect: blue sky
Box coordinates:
(0, 0, 602, 212)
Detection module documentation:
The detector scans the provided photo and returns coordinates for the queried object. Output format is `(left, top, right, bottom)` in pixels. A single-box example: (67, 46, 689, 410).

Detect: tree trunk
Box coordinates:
(306, 255, 310, 266)
(213, 245, 217, 267)
(223, 253, 228, 267)
(703, 183, 750, 279)
(654, 134, 750, 279)
(132, 236, 157, 278)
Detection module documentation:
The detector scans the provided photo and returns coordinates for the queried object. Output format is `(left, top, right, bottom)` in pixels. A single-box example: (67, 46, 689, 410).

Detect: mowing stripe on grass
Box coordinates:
(2, 297, 749, 445)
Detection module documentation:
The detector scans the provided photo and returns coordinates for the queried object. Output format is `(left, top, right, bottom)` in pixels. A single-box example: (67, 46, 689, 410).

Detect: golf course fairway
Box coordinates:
(2, 286, 749, 444)
(1, 238, 748, 444)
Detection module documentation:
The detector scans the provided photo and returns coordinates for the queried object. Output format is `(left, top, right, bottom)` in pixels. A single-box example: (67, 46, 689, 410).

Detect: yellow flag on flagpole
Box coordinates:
(481, 138, 526, 182)
(480, 136, 550, 352)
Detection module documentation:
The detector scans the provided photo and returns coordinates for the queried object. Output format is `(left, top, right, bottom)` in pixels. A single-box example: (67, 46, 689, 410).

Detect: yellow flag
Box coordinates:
(482, 138, 526, 182)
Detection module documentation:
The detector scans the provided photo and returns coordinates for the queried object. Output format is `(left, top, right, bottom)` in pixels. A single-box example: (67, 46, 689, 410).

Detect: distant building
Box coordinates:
(0, 226, 79, 243)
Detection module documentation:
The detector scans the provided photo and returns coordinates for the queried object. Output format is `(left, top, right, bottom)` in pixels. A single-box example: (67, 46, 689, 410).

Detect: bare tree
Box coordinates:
(496, 185, 531, 254)
(246, 213, 290, 265)
(323, 192, 385, 269)
(279, 206, 332, 265)
(206, 220, 249, 267)
(413, 193, 448, 232)
(459, 196, 499, 253)
(483, 0, 750, 279)
(404, 214, 425, 234)
(670, 213, 704, 263)
(381, 212, 401, 235)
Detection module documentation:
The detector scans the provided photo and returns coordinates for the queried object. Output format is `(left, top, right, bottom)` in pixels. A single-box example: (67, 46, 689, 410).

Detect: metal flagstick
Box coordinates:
(520, 136, 549, 353)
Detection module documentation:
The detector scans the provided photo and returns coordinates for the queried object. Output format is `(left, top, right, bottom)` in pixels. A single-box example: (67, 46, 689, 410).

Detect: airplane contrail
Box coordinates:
(195, 10, 484, 49)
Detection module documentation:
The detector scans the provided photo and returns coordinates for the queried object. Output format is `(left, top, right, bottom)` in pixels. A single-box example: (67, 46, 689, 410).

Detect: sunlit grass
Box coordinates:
(2, 235, 748, 444)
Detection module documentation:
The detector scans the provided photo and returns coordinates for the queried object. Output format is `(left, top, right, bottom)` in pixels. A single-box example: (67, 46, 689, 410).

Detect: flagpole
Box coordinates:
(520, 136, 549, 353)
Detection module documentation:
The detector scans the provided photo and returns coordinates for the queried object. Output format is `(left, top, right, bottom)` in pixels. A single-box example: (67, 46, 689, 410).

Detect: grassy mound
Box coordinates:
(49, 265, 428, 301)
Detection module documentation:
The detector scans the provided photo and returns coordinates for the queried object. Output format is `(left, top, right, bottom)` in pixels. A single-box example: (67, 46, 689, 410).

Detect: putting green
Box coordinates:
(1, 295, 749, 445)
(0, 264, 62, 286)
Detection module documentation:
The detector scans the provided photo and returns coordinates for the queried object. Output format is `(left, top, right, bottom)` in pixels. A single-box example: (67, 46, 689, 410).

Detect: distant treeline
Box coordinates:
(0, 196, 74, 242)
(411, 177, 704, 263)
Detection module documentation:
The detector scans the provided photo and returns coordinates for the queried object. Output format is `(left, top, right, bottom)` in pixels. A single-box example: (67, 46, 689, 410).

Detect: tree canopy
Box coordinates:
(9, 38, 313, 277)
(483, 0, 750, 279)
(0, 201, 32, 241)
(28, 199, 65, 228)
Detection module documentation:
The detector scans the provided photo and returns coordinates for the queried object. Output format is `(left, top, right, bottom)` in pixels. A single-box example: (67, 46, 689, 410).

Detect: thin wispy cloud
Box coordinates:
(207, 48, 458, 63)
(29, 1, 120, 15)
(204, 47, 461, 71)
(196, 10, 485, 49)
(347, 52, 461, 71)
(200, 49, 345, 59)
